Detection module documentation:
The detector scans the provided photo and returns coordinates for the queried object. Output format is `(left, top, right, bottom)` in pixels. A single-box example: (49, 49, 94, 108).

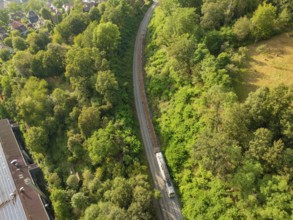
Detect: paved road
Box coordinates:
(133, 3, 184, 220)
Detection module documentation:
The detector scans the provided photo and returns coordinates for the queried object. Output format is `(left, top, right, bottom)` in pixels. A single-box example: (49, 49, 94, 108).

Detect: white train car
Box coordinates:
(155, 152, 175, 198)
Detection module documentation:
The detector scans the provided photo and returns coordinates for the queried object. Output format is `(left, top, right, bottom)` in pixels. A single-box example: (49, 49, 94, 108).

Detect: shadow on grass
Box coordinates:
(235, 68, 263, 102)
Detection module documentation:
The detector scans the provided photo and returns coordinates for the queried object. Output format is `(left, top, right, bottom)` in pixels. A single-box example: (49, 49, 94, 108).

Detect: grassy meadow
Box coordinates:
(236, 33, 293, 100)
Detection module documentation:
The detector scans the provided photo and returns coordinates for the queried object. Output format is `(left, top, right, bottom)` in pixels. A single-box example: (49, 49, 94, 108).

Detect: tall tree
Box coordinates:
(93, 22, 120, 55)
(16, 77, 52, 126)
(78, 106, 101, 138)
(251, 3, 277, 40)
(95, 70, 118, 105)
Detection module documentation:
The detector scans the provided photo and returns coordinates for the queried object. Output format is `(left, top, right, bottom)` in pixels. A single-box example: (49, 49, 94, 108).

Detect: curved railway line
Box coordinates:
(133, 3, 184, 220)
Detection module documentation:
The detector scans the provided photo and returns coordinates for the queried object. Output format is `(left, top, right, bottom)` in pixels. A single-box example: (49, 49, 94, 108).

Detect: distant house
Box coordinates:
(27, 10, 39, 23)
(62, 2, 74, 13)
(83, 2, 97, 12)
(0, 119, 51, 220)
(10, 20, 27, 34)
(46, 3, 61, 24)
(47, 3, 59, 14)
(0, 27, 8, 40)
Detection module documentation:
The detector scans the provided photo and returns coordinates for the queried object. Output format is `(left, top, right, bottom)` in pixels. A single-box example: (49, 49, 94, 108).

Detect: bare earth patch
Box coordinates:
(236, 33, 293, 100)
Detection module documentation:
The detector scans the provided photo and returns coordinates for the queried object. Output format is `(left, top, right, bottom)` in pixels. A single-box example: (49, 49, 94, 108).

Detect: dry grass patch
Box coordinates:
(236, 33, 293, 100)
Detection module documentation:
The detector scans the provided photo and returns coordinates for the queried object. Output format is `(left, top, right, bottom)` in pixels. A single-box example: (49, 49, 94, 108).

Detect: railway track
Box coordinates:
(133, 3, 184, 220)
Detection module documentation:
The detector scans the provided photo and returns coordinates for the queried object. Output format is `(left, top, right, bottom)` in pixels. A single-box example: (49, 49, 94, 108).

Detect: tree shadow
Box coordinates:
(235, 69, 263, 102)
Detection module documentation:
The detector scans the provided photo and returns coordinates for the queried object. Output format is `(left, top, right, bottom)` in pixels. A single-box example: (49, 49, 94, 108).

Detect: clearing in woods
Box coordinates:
(236, 33, 293, 100)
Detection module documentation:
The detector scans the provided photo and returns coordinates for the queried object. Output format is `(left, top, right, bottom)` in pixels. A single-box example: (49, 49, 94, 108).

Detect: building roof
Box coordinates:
(10, 20, 27, 32)
(0, 119, 50, 220)
(62, 2, 74, 12)
(83, 2, 97, 12)
(27, 11, 39, 23)
(0, 141, 27, 220)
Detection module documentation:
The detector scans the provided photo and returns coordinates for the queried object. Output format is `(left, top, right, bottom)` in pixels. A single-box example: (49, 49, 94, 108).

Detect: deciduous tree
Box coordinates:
(251, 3, 277, 40)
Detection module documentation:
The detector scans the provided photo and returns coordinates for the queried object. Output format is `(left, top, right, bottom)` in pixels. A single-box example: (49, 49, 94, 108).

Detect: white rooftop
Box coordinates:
(0, 142, 26, 220)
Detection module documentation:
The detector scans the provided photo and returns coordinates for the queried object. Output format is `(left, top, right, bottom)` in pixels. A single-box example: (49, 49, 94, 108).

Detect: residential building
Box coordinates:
(0, 119, 51, 220)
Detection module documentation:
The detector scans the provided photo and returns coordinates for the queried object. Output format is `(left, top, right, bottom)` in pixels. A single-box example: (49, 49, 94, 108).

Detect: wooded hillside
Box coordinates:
(145, 0, 293, 219)
(0, 0, 155, 219)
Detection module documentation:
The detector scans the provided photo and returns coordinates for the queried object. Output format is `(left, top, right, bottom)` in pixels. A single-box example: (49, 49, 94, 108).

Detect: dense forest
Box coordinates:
(145, 0, 293, 219)
(1, 0, 293, 219)
(0, 0, 156, 219)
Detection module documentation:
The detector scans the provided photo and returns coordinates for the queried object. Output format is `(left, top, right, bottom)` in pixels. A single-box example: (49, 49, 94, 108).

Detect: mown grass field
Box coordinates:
(236, 33, 293, 100)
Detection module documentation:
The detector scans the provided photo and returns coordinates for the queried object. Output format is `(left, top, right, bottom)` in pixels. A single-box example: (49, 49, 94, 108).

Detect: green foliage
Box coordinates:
(165, 7, 199, 37)
(145, 1, 293, 219)
(0, 49, 12, 62)
(41, 7, 52, 20)
(16, 77, 52, 126)
(12, 36, 28, 51)
(85, 121, 119, 164)
(84, 204, 100, 220)
(251, 3, 277, 40)
(200, 0, 227, 29)
(93, 22, 120, 55)
(74, 21, 98, 48)
(7, 2, 22, 13)
(3, 37, 13, 48)
(26, 0, 45, 12)
(101, 0, 134, 29)
(27, 31, 51, 54)
(89, 6, 100, 21)
(104, 177, 132, 209)
(96, 70, 118, 105)
(53, 0, 69, 8)
(78, 106, 101, 137)
(42, 43, 67, 76)
(0, 10, 9, 27)
(71, 192, 88, 213)
(86, 202, 127, 220)
(50, 188, 74, 220)
(55, 11, 89, 43)
(233, 16, 252, 41)
(276, 7, 292, 30)
(232, 160, 263, 196)
(24, 126, 48, 153)
(203, 30, 223, 55)
(66, 174, 79, 190)
(47, 172, 62, 188)
(181, 166, 240, 219)
(13, 51, 33, 76)
(66, 132, 84, 158)
(65, 47, 103, 99)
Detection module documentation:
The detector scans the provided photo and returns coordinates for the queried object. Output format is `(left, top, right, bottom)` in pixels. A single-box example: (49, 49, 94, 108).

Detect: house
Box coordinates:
(27, 10, 39, 23)
(46, 3, 61, 24)
(47, 3, 59, 14)
(10, 20, 27, 34)
(62, 2, 74, 13)
(0, 119, 51, 220)
(82, 2, 97, 12)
